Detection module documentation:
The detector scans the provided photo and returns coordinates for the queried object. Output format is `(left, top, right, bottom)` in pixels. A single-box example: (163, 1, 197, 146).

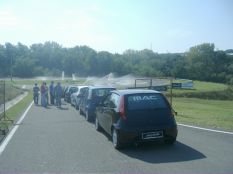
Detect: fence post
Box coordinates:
(3, 80, 6, 120)
(170, 77, 173, 107)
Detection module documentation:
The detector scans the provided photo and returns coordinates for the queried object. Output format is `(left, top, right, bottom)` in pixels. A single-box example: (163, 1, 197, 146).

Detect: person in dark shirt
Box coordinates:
(55, 82, 63, 108)
(33, 83, 39, 105)
(40, 82, 46, 107)
(49, 81, 55, 105)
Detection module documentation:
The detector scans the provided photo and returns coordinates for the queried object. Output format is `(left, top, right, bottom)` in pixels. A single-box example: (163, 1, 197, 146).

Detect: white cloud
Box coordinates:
(0, 9, 20, 27)
(0, 8, 33, 31)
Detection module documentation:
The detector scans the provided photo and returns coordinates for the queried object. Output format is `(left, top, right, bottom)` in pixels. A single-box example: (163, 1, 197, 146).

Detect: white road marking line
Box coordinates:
(178, 123, 233, 135)
(0, 101, 33, 156)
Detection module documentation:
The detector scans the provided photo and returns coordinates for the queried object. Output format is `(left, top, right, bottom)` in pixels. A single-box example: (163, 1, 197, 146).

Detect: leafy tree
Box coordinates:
(0, 41, 232, 84)
(186, 43, 215, 81)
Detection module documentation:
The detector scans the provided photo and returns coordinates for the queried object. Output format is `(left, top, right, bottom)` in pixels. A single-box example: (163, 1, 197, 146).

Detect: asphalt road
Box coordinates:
(0, 100, 232, 173)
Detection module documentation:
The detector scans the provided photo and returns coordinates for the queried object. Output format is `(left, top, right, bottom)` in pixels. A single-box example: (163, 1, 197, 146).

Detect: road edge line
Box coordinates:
(0, 101, 33, 156)
(178, 123, 233, 135)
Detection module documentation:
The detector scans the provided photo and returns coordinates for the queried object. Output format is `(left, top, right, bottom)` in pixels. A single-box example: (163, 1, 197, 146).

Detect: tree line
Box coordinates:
(0, 42, 232, 84)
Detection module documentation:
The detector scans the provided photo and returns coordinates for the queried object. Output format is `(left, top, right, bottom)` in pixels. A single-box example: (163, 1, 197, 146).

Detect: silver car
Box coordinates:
(70, 86, 88, 110)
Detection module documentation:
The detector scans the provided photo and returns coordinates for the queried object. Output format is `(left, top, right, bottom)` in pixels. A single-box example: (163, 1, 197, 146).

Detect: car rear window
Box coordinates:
(127, 93, 168, 110)
(92, 88, 115, 98)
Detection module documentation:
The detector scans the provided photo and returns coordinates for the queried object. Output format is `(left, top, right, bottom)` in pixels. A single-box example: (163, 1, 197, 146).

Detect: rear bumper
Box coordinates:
(115, 126, 177, 144)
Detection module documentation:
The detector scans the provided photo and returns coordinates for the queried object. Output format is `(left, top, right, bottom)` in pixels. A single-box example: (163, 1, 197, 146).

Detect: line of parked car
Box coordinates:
(63, 84, 178, 149)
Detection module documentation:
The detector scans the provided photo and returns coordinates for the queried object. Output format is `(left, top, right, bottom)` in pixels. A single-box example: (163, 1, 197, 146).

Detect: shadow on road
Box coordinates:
(119, 141, 206, 163)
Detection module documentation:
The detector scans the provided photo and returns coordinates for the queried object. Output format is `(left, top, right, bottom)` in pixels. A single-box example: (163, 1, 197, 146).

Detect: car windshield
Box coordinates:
(69, 87, 78, 93)
(127, 93, 168, 110)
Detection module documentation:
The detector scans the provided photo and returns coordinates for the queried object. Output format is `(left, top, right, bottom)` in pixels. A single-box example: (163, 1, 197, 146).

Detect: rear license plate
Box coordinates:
(142, 131, 163, 140)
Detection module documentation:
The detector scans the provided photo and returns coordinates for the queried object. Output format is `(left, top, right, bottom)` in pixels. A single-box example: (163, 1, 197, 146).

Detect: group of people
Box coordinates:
(33, 81, 63, 108)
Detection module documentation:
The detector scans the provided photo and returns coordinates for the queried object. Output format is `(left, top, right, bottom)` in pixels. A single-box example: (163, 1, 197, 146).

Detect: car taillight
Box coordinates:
(119, 96, 126, 120)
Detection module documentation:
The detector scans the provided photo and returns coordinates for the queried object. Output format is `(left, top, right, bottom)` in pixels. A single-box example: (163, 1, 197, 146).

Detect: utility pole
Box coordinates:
(170, 77, 173, 107)
(3, 80, 6, 120)
(10, 55, 13, 82)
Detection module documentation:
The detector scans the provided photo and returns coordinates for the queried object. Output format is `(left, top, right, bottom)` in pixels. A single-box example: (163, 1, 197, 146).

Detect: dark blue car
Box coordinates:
(95, 89, 178, 149)
(79, 86, 116, 122)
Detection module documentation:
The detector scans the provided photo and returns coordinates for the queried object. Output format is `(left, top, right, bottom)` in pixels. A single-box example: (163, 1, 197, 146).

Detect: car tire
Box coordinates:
(95, 117, 101, 131)
(164, 137, 176, 145)
(112, 128, 122, 149)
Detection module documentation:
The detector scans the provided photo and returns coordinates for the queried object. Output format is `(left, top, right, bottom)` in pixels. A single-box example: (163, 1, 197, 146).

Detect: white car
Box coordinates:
(70, 86, 88, 109)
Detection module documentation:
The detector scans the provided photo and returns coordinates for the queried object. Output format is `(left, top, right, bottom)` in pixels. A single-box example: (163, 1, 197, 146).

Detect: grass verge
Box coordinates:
(173, 97, 233, 131)
(171, 81, 228, 94)
(0, 81, 23, 105)
(0, 92, 33, 130)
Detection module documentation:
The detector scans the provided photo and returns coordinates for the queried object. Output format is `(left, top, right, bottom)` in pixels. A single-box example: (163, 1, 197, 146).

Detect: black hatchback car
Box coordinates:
(95, 89, 178, 149)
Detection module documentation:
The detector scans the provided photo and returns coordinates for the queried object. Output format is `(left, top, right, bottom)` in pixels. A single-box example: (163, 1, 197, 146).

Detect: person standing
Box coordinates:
(55, 82, 63, 108)
(33, 83, 39, 105)
(49, 81, 55, 105)
(44, 82, 48, 107)
(40, 82, 46, 107)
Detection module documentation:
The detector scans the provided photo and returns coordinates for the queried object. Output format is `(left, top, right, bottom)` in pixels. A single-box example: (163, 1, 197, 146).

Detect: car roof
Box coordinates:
(78, 85, 88, 88)
(71, 86, 88, 94)
(68, 85, 79, 88)
(111, 89, 161, 95)
(88, 86, 116, 90)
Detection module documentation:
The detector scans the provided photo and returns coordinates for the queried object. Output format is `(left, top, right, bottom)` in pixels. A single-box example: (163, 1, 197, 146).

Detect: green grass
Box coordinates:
(194, 81, 228, 91)
(173, 97, 233, 131)
(0, 81, 23, 105)
(171, 80, 228, 94)
(0, 92, 33, 130)
(168, 81, 232, 100)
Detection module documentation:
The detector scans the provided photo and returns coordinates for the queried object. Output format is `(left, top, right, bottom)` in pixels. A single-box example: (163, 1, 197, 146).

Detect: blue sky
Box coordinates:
(0, 0, 232, 53)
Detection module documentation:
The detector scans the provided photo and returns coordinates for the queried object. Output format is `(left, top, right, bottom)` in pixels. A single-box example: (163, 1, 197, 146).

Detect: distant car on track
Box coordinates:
(95, 89, 178, 149)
